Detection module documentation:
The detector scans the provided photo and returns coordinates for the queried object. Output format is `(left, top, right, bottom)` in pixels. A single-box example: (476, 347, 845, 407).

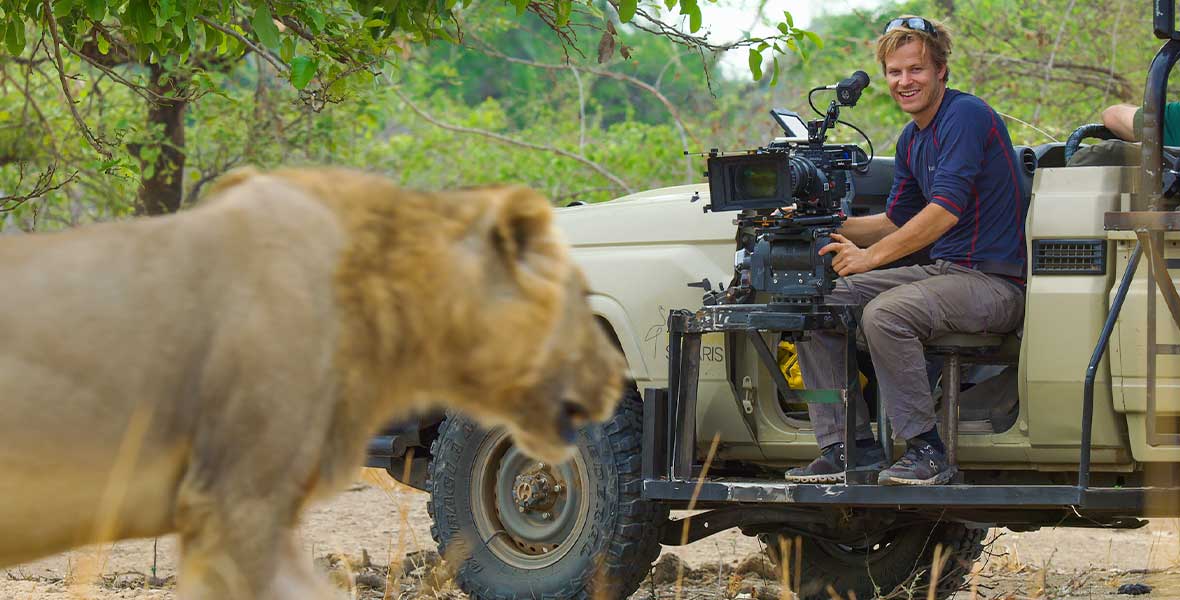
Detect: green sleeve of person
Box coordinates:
(1133, 102, 1180, 146)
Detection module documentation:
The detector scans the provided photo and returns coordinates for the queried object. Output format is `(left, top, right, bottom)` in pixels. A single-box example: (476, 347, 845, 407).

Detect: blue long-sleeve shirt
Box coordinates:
(885, 89, 1027, 280)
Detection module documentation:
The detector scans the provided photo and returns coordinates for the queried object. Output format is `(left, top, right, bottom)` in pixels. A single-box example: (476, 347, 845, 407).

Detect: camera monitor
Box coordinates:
(771, 109, 809, 142)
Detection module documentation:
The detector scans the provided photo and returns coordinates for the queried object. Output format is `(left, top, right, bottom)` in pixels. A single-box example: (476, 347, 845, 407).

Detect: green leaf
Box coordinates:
(156, 0, 173, 26)
(511, 0, 529, 15)
(280, 36, 295, 62)
(86, 0, 105, 20)
(555, 0, 570, 27)
(290, 55, 317, 90)
(748, 48, 762, 81)
(363, 19, 387, 28)
(305, 9, 326, 33)
(777, 23, 790, 36)
(53, 0, 75, 19)
(5, 19, 24, 55)
(784, 11, 793, 28)
(688, 4, 701, 32)
(617, 0, 637, 22)
(802, 29, 823, 50)
(96, 31, 109, 54)
(252, 5, 281, 51)
(664, 0, 675, 9)
(769, 56, 779, 87)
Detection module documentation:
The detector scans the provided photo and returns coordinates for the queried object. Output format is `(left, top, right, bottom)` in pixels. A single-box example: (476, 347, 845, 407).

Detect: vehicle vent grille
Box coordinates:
(1032, 239, 1106, 275)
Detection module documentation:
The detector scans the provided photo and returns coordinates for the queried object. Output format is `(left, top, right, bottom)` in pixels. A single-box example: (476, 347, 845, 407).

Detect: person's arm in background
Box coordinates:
(838, 213, 897, 246)
(1102, 103, 1139, 141)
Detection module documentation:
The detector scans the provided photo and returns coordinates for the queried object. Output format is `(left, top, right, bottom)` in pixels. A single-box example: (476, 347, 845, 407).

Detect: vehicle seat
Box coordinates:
(925, 332, 1021, 466)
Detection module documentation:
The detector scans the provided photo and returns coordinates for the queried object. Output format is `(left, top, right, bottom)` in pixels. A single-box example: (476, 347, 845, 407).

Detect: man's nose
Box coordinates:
(898, 72, 912, 86)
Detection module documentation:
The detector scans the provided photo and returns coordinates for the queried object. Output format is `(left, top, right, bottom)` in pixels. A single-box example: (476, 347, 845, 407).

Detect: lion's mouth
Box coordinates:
(557, 400, 589, 444)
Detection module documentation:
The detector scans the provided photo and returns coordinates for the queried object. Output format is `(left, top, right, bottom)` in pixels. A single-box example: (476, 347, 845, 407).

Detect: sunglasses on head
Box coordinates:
(883, 17, 938, 37)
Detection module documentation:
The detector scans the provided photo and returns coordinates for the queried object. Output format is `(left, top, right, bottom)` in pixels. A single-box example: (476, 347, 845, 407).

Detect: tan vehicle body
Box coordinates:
(559, 163, 1180, 472)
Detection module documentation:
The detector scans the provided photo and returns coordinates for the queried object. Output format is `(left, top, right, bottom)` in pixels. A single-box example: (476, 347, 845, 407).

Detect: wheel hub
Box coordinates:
(512, 468, 561, 511)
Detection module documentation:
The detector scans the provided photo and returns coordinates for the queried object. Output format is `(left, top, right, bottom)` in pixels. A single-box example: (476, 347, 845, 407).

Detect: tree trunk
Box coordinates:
(136, 63, 188, 216)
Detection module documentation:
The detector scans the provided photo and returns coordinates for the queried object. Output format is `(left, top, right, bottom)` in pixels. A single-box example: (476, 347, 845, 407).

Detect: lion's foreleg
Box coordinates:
(267, 529, 346, 600)
(174, 496, 295, 600)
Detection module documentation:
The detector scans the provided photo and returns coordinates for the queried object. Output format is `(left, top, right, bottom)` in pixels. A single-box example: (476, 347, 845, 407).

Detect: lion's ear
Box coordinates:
(206, 166, 262, 198)
(487, 186, 560, 266)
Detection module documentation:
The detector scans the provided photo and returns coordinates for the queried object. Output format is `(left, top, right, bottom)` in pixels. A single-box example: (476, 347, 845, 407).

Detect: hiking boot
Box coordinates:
(784, 442, 887, 483)
(878, 440, 956, 486)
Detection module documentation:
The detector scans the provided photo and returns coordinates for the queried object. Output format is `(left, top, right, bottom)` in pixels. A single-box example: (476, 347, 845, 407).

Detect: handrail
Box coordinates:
(1138, 39, 1180, 211)
(1080, 242, 1143, 490)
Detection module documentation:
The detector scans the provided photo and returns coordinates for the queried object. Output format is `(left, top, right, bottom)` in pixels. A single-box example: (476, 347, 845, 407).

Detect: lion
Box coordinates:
(0, 167, 624, 599)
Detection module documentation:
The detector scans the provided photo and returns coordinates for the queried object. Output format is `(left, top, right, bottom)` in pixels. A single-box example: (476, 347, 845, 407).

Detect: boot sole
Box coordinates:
(878, 467, 957, 486)
(784, 472, 845, 483)
(784, 460, 886, 484)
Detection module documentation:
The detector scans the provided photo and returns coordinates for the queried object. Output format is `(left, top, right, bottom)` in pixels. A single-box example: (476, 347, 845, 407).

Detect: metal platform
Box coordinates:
(642, 479, 1180, 513)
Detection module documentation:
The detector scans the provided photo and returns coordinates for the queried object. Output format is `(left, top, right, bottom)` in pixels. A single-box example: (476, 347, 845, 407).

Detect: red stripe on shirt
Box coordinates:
(969, 185, 981, 264)
(932, 194, 962, 214)
(991, 122, 1028, 266)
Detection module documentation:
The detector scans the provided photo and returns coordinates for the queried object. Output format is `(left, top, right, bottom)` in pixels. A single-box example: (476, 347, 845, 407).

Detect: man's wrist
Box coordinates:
(865, 245, 885, 270)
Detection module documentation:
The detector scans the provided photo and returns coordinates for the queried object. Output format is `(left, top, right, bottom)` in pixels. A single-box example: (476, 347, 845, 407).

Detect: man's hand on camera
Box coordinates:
(819, 233, 879, 276)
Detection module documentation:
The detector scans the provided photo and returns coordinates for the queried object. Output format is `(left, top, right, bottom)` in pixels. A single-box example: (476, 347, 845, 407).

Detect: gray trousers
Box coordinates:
(798, 260, 1025, 449)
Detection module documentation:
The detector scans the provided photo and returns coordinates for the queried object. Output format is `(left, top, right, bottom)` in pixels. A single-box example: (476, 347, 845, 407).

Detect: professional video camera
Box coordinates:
(704, 71, 873, 306)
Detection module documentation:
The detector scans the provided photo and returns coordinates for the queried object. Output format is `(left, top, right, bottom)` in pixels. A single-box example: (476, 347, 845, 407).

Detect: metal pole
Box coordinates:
(1080, 243, 1143, 490)
(1138, 39, 1180, 211)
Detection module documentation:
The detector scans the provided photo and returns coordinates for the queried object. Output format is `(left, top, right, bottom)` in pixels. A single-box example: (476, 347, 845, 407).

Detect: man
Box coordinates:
(1101, 102, 1180, 146)
(784, 16, 1027, 486)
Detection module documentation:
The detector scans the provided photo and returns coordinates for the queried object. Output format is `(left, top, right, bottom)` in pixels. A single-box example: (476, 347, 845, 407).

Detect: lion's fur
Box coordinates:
(0, 167, 623, 599)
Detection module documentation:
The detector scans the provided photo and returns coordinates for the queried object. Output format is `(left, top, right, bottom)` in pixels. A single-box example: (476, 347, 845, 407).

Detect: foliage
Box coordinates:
(0, 0, 816, 226)
(0, 0, 1164, 232)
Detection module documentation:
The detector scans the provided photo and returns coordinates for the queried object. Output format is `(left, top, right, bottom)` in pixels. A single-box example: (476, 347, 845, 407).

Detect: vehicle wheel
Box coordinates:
(760, 521, 987, 600)
(427, 391, 668, 600)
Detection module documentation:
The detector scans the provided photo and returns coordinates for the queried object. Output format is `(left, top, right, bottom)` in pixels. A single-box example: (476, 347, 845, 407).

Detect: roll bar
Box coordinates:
(1141, 0, 1180, 210)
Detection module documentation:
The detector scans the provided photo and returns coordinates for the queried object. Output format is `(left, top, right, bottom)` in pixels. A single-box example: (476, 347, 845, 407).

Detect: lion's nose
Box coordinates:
(557, 401, 589, 443)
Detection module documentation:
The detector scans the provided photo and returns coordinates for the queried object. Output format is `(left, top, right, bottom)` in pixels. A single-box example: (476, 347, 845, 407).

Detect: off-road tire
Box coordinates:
(427, 391, 667, 600)
(760, 521, 987, 600)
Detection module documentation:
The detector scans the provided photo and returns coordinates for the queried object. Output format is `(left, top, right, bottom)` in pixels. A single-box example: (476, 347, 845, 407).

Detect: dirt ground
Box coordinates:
(4, 469, 1180, 600)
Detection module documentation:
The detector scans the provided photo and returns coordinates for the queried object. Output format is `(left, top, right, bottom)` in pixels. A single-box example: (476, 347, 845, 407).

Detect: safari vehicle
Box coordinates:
(366, 6, 1180, 599)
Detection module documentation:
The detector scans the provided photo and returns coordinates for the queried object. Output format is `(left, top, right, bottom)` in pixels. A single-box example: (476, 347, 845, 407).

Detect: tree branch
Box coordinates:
(42, 0, 110, 158)
(196, 15, 289, 74)
(0, 162, 78, 213)
(466, 36, 697, 181)
(390, 87, 632, 195)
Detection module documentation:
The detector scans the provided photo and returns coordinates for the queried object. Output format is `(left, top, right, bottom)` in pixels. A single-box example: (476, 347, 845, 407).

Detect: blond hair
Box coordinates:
(875, 16, 953, 82)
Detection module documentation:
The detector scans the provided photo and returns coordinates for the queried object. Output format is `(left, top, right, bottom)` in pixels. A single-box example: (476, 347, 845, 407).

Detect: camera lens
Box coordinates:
(787, 155, 818, 198)
(735, 164, 778, 199)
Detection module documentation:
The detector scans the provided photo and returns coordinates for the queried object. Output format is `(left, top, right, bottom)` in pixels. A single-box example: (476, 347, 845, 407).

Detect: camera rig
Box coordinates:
(663, 72, 882, 482)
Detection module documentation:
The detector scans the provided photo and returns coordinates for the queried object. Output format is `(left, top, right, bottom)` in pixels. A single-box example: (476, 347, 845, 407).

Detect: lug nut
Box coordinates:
(518, 506, 525, 513)
(553, 484, 563, 493)
(542, 512, 552, 520)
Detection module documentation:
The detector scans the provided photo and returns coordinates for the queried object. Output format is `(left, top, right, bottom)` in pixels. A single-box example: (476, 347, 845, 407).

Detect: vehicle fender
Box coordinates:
(589, 294, 651, 382)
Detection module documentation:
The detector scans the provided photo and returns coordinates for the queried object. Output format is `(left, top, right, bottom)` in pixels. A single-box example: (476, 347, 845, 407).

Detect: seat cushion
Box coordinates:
(927, 333, 1005, 348)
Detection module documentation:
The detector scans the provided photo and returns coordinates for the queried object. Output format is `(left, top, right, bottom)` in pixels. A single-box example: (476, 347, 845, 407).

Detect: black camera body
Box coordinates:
(705, 105, 868, 303)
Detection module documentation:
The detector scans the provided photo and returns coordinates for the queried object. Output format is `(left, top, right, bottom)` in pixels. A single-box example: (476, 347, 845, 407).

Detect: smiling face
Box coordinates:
(884, 38, 947, 129)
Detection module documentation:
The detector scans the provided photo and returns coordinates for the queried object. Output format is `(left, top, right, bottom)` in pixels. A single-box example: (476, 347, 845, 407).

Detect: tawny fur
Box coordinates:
(0, 167, 624, 599)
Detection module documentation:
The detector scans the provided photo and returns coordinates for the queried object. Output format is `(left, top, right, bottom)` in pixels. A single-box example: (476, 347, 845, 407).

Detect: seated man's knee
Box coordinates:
(862, 293, 928, 341)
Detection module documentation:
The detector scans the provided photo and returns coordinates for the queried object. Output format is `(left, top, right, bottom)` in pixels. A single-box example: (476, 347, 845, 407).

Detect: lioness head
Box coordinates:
(235, 168, 625, 465)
